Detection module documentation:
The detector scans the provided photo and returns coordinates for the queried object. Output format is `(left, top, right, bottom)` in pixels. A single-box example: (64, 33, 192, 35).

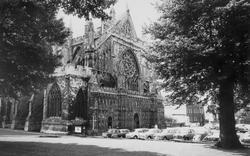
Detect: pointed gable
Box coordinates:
(110, 10, 137, 40)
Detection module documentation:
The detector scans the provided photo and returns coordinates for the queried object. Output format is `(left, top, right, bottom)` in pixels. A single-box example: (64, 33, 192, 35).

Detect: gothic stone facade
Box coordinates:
(41, 9, 165, 133)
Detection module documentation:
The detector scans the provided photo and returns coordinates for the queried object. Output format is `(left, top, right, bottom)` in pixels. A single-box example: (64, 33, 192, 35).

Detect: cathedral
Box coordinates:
(0, 8, 165, 134)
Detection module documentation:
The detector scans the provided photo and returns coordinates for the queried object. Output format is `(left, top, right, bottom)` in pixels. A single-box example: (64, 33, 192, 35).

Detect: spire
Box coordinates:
(110, 4, 116, 21)
(68, 15, 73, 40)
(67, 16, 73, 62)
(69, 15, 73, 32)
(84, 13, 94, 49)
(126, 2, 130, 13)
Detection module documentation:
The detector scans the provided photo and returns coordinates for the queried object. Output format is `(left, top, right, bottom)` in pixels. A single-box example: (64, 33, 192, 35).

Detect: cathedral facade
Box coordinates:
(38, 8, 165, 133)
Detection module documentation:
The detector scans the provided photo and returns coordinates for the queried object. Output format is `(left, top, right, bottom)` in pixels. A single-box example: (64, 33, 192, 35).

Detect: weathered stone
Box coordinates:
(38, 8, 165, 134)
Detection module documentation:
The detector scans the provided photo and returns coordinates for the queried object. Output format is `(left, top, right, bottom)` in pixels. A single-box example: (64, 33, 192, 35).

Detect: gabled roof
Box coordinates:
(108, 9, 138, 40)
(95, 9, 145, 51)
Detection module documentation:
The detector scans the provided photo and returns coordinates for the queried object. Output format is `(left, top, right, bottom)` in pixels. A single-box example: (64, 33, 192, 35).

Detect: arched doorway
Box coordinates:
(71, 88, 88, 120)
(108, 116, 112, 129)
(134, 113, 139, 128)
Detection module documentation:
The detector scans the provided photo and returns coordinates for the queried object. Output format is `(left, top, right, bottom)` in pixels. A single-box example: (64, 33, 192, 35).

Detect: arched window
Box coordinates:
(119, 49, 140, 91)
(47, 83, 62, 117)
(71, 88, 88, 120)
(134, 113, 139, 128)
(108, 116, 112, 128)
(72, 46, 81, 61)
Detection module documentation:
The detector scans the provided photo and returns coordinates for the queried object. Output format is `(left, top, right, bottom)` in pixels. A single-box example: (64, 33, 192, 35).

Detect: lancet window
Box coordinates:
(47, 83, 62, 117)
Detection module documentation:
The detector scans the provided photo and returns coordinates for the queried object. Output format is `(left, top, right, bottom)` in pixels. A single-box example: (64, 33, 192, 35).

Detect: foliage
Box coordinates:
(145, 0, 250, 148)
(145, 0, 250, 106)
(55, 0, 117, 20)
(0, 0, 116, 98)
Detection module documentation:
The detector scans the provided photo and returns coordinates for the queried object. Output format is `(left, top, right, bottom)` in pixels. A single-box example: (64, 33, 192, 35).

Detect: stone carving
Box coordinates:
(57, 77, 67, 92)
(117, 47, 139, 91)
(69, 77, 86, 97)
(121, 21, 132, 37)
(39, 8, 164, 133)
(120, 51, 137, 78)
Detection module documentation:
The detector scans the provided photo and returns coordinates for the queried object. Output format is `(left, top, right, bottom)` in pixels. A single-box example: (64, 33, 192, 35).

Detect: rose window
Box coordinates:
(120, 51, 138, 78)
(119, 49, 139, 91)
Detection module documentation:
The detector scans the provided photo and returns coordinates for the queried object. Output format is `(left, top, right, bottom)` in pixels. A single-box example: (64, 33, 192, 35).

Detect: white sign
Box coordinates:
(74, 126, 82, 133)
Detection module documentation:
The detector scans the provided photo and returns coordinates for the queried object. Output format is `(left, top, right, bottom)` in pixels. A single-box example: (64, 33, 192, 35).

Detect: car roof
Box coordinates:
(119, 129, 129, 131)
(135, 128, 148, 130)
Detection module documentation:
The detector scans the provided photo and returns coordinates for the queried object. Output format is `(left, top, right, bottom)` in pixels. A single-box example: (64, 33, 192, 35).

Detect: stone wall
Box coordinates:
(88, 85, 162, 132)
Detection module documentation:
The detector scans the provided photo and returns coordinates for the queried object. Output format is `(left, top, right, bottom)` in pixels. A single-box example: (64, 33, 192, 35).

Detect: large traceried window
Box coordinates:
(47, 83, 62, 117)
(119, 49, 139, 91)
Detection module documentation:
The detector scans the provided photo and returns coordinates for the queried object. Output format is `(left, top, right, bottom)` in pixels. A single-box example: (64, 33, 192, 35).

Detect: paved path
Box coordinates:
(0, 128, 250, 156)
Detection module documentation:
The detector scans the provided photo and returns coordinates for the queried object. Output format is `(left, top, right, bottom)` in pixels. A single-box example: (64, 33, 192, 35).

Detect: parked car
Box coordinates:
(203, 123, 219, 130)
(191, 127, 210, 142)
(138, 128, 162, 140)
(236, 124, 250, 133)
(125, 128, 149, 139)
(154, 128, 178, 140)
(202, 130, 220, 142)
(173, 127, 195, 140)
(240, 131, 250, 144)
(102, 129, 119, 138)
(117, 129, 130, 138)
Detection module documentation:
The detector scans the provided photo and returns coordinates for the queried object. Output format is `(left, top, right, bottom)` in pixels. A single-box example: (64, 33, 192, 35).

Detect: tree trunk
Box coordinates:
(217, 79, 242, 149)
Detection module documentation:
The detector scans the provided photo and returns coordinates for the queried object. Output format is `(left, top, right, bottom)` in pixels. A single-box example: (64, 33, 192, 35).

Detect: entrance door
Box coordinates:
(108, 116, 112, 129)
(134, 113, 139, 128)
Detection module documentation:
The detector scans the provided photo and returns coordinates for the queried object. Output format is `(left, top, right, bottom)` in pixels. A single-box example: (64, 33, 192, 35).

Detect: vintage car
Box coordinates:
(203, 123, 219, 130)
(236, 124, 250, 133)
(240, 131, 250, 144)
(125, 128, 149, 139)
(154, 128, 178, 140)
(117, 129, 130, 138)
(191, 127, 210, 142)
(138, 128, 162, 140)
(102, 129, 119, 138)
(173, 127, 195, 140)
(202, 130, 220, 142)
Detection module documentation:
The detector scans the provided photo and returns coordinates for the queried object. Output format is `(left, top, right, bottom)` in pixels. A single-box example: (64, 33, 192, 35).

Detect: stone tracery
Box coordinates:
(119, 49, 139, 91)
(39, 8, 164, 134)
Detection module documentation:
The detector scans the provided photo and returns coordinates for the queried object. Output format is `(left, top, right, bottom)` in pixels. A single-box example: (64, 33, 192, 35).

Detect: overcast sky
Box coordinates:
(57, 0, 160, 38)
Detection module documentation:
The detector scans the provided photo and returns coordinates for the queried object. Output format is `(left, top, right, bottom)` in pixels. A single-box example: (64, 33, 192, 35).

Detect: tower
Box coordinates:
(84, 15, 95, 68)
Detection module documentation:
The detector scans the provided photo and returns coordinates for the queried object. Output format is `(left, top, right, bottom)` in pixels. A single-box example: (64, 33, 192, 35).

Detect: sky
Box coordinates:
(57, 0, 161, 38)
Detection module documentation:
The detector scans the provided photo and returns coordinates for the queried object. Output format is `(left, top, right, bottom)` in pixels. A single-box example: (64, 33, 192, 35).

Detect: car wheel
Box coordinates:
(147, 136, 152, 140)
(133, 135, 138, 139)
(163, 136, 168, 140)
(185, 136, 190, 140)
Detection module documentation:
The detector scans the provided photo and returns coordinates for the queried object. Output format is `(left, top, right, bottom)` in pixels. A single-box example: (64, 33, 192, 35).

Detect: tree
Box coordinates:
(0, 0, 116, 98)
(146, 0, 250, 149)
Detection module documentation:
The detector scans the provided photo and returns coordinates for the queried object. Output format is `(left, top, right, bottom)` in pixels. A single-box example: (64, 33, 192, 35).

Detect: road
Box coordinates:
(0, 128, 249, 156)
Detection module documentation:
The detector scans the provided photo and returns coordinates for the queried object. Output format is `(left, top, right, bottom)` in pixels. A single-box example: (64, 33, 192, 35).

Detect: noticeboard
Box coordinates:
(74, 126, 82, 133)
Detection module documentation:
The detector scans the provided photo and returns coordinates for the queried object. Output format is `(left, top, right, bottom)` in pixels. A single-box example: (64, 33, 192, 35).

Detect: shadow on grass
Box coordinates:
(202, 144, 250, 156)
(0, 128, 40, 136)
(0, 141, 168, 156)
